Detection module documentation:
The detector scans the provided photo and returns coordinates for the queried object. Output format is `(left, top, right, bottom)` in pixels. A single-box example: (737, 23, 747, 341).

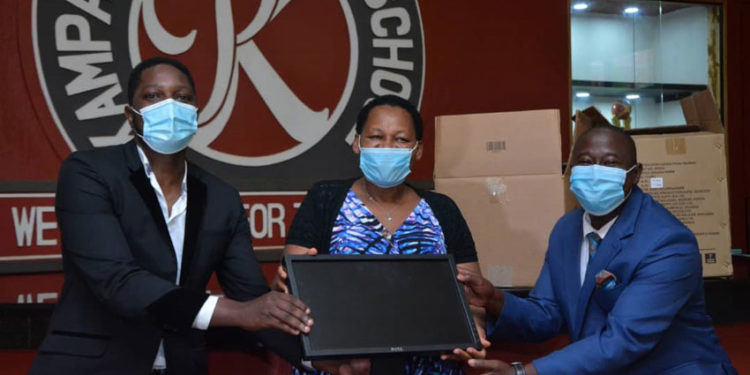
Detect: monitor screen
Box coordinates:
(284, 255, 480, 359)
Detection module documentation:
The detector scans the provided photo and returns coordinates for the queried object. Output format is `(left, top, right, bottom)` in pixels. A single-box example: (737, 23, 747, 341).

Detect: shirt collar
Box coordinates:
(582, 211, 618, 240)
(136, 145, 188, 193)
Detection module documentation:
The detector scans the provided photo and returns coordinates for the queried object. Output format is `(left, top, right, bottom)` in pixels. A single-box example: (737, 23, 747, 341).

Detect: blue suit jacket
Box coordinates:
(489, 187, 736, 375)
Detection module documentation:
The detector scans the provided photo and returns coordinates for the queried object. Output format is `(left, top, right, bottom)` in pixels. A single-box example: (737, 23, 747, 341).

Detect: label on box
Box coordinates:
(640, 163, 719, 227)
(486, 140, 506, 152)
(636, 155, 731, 277)
(642, 185, 711, 226)
(650, 177, 664, 189)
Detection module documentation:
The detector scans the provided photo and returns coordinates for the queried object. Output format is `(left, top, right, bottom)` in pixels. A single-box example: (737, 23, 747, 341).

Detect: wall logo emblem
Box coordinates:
(32, 0, 424, 189)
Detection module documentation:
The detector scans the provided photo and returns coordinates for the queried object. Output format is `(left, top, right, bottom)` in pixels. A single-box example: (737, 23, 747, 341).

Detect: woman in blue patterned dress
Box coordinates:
(274, 95, 488, 375)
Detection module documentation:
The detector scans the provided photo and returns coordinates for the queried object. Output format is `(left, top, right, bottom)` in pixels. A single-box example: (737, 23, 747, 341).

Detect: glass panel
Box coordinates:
(570, 1, 722, 129)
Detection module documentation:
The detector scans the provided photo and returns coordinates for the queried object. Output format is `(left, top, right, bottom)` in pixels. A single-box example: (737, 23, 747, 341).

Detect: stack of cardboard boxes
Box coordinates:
(433, 109, 567, 287)
(433, 90, 732, 286)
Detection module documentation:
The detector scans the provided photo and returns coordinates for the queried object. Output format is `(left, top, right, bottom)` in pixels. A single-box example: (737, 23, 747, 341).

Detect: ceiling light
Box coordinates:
(573, 3, 588, 10)
(624, 7, 639, 14)
(576, 92, 591, 98)
(626, 94, 640, 100)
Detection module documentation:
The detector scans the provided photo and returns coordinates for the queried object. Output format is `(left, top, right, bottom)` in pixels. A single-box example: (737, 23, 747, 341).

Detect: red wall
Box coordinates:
(0, 1, 571, 182)
(0, 0, 570, 296)
(0, 2, 66, 181)
(727, 0, 750, 252)
(1, 0, 749, 373)
(417, 1, 571, 171)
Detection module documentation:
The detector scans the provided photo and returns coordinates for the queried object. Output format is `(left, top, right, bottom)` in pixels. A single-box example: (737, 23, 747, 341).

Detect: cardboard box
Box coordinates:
(569, 91, 732, 277)
(434, 175, 565, 287)
(434, 110, 562, 178)
(434, 109, 566, 287)
(635, 133, 731, 277)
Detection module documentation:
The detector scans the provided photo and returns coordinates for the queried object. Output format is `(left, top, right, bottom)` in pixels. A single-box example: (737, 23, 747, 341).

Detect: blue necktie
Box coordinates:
(586, 232, 602, 263)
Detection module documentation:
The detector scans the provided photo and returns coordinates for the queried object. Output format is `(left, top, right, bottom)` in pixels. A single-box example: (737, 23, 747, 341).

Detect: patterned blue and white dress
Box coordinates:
(293, 189, 464, 375)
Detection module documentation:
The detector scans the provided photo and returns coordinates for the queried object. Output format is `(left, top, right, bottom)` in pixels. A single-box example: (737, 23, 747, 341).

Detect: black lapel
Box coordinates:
(126, 142, 175, 259)
(180, 166, 207, 286)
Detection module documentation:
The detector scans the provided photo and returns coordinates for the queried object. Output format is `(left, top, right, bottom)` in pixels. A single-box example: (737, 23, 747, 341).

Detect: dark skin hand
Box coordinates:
(456, 269, 538, 375)
(211, 292, 313, 335)
(456, 267, 504, 317)
(271, 246, 318, 294)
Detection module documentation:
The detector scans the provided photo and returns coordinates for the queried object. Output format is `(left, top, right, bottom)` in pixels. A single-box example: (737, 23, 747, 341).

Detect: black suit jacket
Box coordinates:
(30, 141, 299, 375)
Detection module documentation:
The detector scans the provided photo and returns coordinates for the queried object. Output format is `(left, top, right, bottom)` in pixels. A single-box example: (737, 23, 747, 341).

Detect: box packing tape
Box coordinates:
(485, 177, 509, 204)
(665, 138, 687, 155)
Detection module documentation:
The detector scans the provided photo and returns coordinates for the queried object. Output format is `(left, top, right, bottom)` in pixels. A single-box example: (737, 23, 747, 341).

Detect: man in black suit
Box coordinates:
(29, 57, 315, 375)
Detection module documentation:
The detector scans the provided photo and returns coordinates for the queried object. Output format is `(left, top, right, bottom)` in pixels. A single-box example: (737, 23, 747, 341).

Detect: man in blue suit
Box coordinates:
(457, 125, 737, 374)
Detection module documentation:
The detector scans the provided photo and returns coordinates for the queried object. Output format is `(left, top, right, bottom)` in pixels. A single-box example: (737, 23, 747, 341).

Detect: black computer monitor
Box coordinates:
(284, 254, 481, 360)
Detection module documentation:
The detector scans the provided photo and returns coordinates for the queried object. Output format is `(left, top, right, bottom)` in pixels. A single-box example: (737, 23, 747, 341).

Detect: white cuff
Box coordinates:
(191, 295, 219, 330)
(300, 360, 316, 372)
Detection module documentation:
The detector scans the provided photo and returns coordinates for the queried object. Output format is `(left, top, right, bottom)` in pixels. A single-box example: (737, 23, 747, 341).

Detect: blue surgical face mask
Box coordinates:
(358, 137, 418, 188)
(570, 164, 637, 216)
(131, 98, 198, 155)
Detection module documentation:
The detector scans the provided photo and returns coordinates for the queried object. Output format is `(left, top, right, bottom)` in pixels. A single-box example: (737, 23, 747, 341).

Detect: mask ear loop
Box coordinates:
(623, 163, 639, 198)
(410, 140, 420, 152)
(129, 105, 142, 116)
(127, 105, 146, 139)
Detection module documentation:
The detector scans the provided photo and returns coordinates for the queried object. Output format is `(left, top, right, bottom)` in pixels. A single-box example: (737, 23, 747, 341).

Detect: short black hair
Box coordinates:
(356, 95, 423, 140)
(127, 57, 196, 105)
(576, 124, 638, 165)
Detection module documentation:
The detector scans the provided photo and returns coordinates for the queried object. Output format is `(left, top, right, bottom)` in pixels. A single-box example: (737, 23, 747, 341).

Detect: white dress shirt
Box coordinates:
(579, 212, 618, 286)
(136, 146, 219, 370)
